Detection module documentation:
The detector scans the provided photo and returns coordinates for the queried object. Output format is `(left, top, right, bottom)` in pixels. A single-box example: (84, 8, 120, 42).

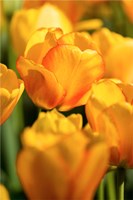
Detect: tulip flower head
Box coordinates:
(92, 28, 133, 83)
(17, 109, 109, 200)
(0, 64, 24, 125)
(17, 28, 104, 111)
(85, 79, 133, 168)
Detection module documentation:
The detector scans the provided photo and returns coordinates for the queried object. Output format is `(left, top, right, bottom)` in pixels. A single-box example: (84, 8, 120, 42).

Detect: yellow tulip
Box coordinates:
(17, 109, 109, 200)
(92, 28, 133, 83)
(85, 79, 133, 168)
(0, 64, 24, 125)
(10, 3, 73, 55)
(22, 0, 89, 24)
(0, 184, 10, 200)
(16, 28, 104, 111)
(10, 1, 103, 55)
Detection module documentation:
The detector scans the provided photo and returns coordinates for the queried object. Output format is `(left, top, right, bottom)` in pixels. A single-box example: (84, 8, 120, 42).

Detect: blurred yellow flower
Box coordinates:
(0, 64, 24, 125)
(10, 1, 103, 55)
(85, 79, 133, 168)
(17, 28, 104, 111)
(0, 184, 10, 200)
(92, 28, 133, 83)
(17, 109, 109, 200)
(10, 3, 73, 55)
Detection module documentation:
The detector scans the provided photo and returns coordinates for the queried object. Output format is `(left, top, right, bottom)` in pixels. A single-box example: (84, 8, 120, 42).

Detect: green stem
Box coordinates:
(97, 178, 104, 200)
(116, 167, 125, 200)
(106, 171, 116, 200)
(1, 118, 21, 191)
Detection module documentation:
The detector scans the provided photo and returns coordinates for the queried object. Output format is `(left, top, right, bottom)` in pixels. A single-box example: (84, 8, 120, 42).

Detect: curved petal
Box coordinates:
(58, 31, 99, 52)
(98, 103, 133, 168)
(0, 82, 24, 125)
(17, 147, 69, 200)
(10, 8, 39, 55)
(24, 27, 63, 64)
(67, 140, 109, 200)
(43, 44, 104, 110)
(118, 83, 133, 104)
(105, 40, 133, 83)
(36, 3, 73, 33)
(92, 28, 124, 56)
(17, 56, 65, 109)
(85, 79, 126, 130)
(0, 63, 19, 92)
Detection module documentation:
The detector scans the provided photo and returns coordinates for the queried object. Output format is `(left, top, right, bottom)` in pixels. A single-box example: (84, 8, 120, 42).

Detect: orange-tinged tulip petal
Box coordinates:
(118, 83, 133, 104)
(85, 79, 126, 130)
(0, 64, 24, 125)
(67, 141, 108, 200)
(0, 184, 10, 200)
(10, 3, 73, 55)
(85, 79, 133, 167)
(92, 28, 124, 56)
(17, 110, 109, 200)
(92, 28, 133, 83)
(24, 27, 63, 64)
(17, 57, 65, 109)
(105, 40, 133, 83)
(97, 102, 133, 168)
(58, 31, 99, 52)
(42, 44, 104, 110)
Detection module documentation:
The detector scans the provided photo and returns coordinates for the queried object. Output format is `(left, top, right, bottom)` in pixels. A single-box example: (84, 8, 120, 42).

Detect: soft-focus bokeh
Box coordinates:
(0, 0, 133, 199)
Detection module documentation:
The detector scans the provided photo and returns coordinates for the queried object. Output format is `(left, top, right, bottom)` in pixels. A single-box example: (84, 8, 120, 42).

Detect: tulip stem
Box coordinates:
(116, 167, 125, 200)
(97, 178, 104, 200)
(1, 118, 21, 191)
(106, 171, 116, 200)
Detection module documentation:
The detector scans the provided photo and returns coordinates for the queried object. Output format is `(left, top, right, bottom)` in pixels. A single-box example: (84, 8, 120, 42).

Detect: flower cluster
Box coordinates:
(1, 1, 133, 199)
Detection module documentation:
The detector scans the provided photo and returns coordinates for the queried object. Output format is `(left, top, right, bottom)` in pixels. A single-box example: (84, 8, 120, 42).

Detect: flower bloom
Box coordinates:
(10, 3, 73, 55)
(0, 184, 10, 200)
(17, 28, 104, 111)
(17, 109, 109, 200)
(92, 28, 133, 83)
(0, 64, 24, 125)
(22, 0, 88, 24)
(85, 79, 133, 168)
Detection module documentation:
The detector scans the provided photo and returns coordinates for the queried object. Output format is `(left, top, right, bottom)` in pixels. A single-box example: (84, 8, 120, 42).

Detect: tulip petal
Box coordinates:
(0, 64, 24, 125)
(0, 64, 19, 92)
(17, 56, 65, 109)
(98, 102, 133, 167)
(0, 86, 23, 125)
(58, 31, 98, 52)
(118, 83, 133, 104)
(105, 40, 133, 83)
(24, 28, 63, 64)
(68, 140, 109, 200)
(85, 79, 126, 130)
(43, 44, 104, 110)
(17, 147, 69, 200)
